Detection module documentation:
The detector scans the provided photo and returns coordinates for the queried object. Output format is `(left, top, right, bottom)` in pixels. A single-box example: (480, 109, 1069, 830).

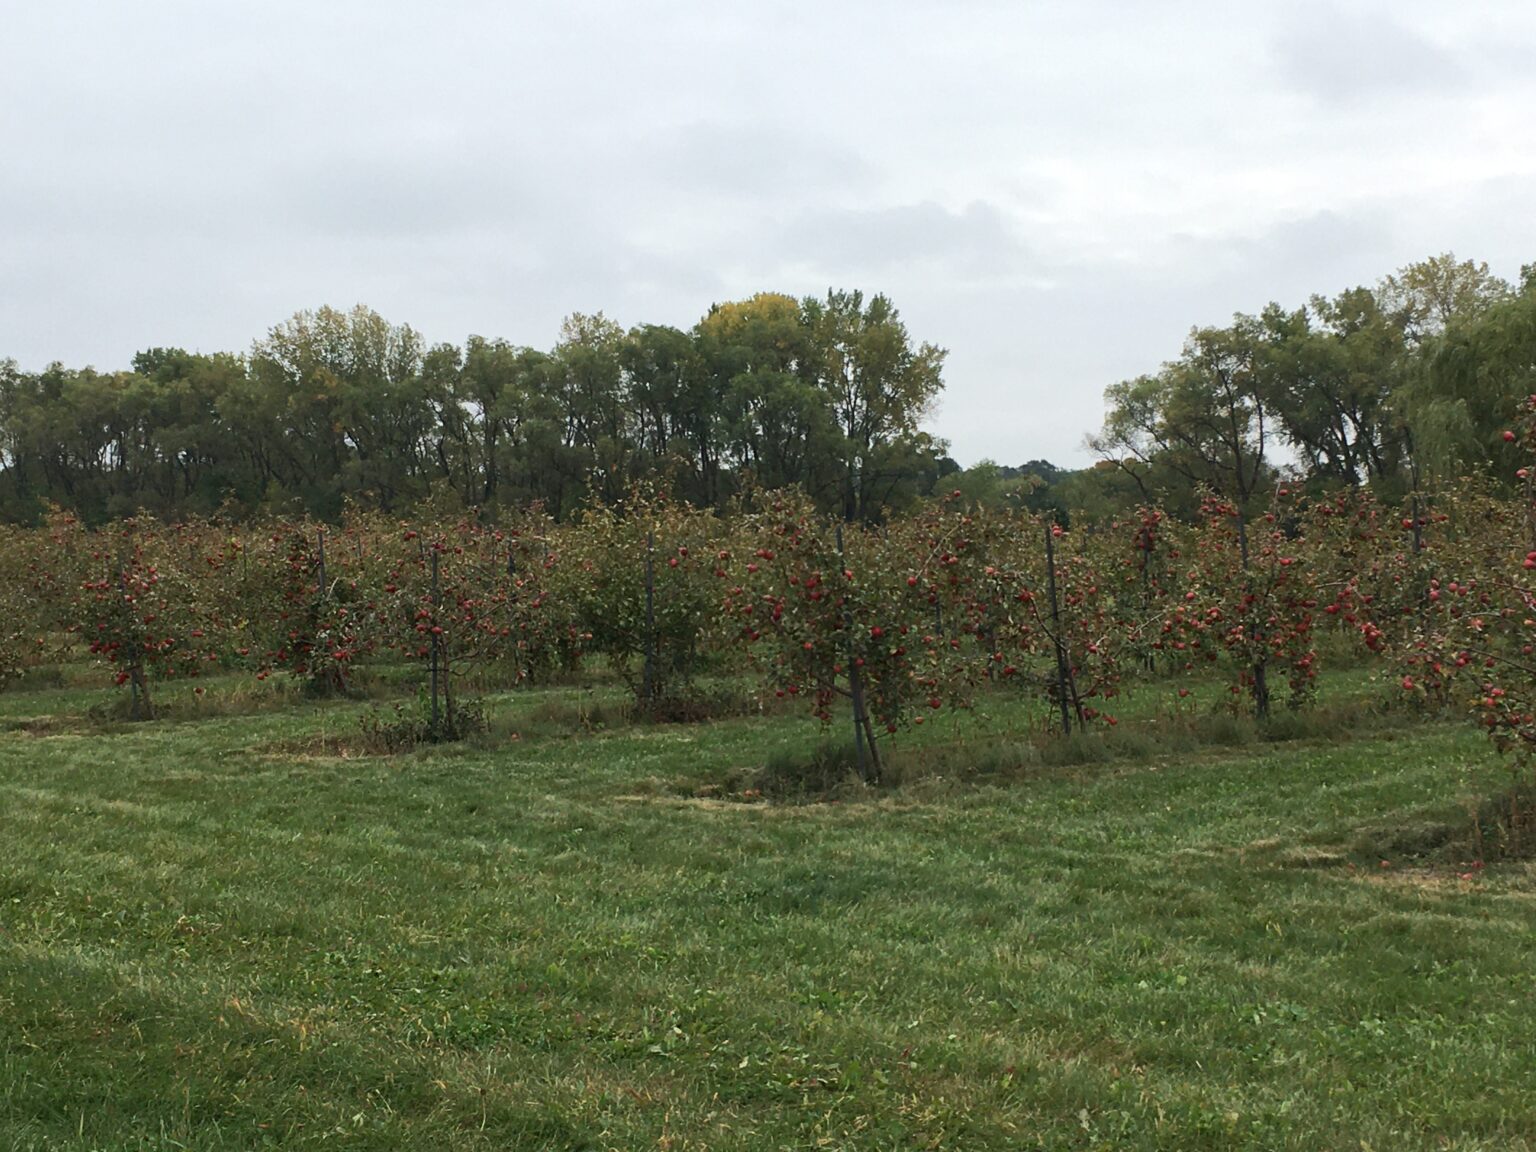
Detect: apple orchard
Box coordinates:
(4, 447, 1536, 811)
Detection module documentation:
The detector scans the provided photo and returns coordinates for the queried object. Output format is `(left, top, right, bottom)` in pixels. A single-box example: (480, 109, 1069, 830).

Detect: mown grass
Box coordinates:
(1, 671, 1533, 1149)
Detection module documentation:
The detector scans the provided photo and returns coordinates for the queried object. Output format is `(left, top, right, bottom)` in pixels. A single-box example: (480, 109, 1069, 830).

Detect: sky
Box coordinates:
(3, 1, 1535, 468)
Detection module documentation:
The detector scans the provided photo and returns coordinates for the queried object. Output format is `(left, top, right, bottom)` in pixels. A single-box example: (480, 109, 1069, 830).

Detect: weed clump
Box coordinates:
(635, 686, 757, 724)
(755, 740, 862, 800)
(1470, 777, 1536, 861)
(357, 693, 488, 753)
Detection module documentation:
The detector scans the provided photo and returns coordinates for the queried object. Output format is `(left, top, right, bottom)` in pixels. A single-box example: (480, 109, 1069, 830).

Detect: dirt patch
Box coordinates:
(258, 734, 375, 760)
(0, 716, 72, 737)
(615, 794, 768, 812)
(1274, 846, 1351, 869)
(1354, 862, 1491, 892)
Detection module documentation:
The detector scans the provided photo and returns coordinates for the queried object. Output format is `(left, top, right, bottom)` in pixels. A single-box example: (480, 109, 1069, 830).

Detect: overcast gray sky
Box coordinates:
(3, 1, 1534, 467)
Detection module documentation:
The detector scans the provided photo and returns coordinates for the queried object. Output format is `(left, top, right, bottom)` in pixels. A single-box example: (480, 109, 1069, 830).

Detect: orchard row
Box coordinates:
(5, 468, 1536, 778)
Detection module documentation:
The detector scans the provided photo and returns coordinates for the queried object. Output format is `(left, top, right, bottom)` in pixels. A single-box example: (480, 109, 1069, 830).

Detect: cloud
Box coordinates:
(654, 122, 876, 199)
(1159, 209, 1399, 308)
(1271, 8, 1468, 103)
(771, 200, 1042, 284)
(3, 0, 1536, 469)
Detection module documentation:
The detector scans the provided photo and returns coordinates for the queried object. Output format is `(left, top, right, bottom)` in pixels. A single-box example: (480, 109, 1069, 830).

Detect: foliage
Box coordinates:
(356, 691, 488, 751)
(555, 493, 721, 708)
(0, 289, 951, 526)
(1089, 251, 1523, 511)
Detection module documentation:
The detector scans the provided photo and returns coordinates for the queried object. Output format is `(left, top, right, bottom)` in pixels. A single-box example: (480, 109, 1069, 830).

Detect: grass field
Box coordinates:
(1, 673, 1534, 1150)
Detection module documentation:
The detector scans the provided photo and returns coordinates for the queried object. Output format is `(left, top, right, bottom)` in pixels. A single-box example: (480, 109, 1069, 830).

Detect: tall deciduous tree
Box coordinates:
(619, 324, 717, 506)
(1255, 290, 1404, 488)
(424, 337, 557, 509)
(1378, 253, 1512, 345)
(550, 313, 627, 510)
(250, 305, 431, 515)
(801, 289, 947, 521)
(699, 292, 833, 499)
(1091, 319, 1272, 511)
(1408, 280, 1536, 481)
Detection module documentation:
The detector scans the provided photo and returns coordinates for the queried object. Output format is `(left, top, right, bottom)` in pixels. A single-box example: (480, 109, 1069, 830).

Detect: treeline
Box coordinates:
(1068, 253, 1536, 516)
(8, 254, 1534, 529)
(0, 289, 950, 525)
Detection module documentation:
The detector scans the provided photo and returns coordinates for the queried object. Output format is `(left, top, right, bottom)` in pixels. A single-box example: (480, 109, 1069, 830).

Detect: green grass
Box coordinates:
(1, 673, 1534, 1149)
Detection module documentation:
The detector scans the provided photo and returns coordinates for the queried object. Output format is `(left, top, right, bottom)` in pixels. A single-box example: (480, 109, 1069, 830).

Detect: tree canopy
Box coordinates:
(6, 253, 1533, 527)
(0, 291, 951, 525)
(1086, 253, 1532, 515)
